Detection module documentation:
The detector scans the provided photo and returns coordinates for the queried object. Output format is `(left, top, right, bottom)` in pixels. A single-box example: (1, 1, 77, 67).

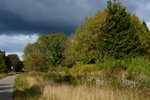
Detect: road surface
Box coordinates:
(0, 75, 17, 100)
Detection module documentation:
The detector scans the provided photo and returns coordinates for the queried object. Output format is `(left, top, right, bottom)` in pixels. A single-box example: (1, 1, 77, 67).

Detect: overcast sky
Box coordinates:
(0, 0, 150, 59)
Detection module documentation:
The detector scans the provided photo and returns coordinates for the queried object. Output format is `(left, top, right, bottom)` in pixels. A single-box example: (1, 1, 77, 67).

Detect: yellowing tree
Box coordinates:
(65, 11, 106, 64)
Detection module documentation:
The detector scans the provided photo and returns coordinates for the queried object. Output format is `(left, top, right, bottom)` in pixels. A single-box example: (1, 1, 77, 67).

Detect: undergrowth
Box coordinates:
(14, 72, 150, 100)
(0, 73, 9, 79)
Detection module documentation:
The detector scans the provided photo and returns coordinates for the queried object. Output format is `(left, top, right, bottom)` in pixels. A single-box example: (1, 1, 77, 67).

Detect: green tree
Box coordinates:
(0, 51, 8, 73)
(46, 33, 68, 67)
(23, 33, 68, 71)
(66, 11, 106, 64)
(24, 53, 47, 72)
(24, 43, 48, 72)
(6, 54, 23, 72)
(129, 16, 150, 56)
(98, 0, 142, 59)
(66, 0, 150, 66)
(142, 21, 149, 32)
(15, 61, 24, 72)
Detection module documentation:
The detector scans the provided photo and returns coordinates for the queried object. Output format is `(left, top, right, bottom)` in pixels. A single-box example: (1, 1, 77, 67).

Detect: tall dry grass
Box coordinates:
(14, 73, 149, 100)
(41, 84, 146, 100)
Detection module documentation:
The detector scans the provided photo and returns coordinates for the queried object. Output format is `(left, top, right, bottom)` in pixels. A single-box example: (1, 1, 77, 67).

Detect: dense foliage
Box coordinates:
(0, 51, 8, 73)
(65, 12, 105, 64)
(68, 0, 150, 63)
(23, 0, 150, 79)
(23, 33, 68, 72)
(0, 51, 23, 73)
(7, 54, 24, 72)
(99, 1, 141, 59)
(14, 1, 150, 99)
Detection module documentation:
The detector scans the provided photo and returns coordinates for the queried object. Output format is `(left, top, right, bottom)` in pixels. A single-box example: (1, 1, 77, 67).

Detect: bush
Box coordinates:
(99, 58, 127, 78)
(125, 57, 150, 79)
(14, 74, 30, 91)
(99, 57, 150, 79)
(69, 64, 100, 74)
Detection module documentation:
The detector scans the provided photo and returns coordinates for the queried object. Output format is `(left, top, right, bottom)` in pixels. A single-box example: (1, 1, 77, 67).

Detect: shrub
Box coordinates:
(69, 64, 100, 74)
(125, 57, 150, 79)
(99, 58, 127, 78)
(99, 57, 150, 79)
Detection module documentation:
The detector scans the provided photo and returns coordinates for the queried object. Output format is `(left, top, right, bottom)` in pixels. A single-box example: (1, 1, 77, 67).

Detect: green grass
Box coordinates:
(13, 73, 42, 100)
(125, 57, 150, 79)
(0, 73, 9, 79)
(14, 74, 30, 90)
(69, 64, 100, 75)
(99, 57, 150, 79)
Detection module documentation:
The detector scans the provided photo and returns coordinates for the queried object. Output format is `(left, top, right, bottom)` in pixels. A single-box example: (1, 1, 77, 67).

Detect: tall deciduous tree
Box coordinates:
(23, 33, 68, 72)
(65, 12, 106, 64)
(24, 42, 49, 72)
(46, 33, 68, 67)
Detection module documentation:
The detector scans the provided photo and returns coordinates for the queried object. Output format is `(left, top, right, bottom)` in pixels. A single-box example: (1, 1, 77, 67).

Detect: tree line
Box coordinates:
(23, 0, 150, 72)
(0, 51, 24, 73)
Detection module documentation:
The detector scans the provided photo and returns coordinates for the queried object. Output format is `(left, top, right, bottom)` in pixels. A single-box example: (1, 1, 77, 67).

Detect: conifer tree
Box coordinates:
(98, 0, 142, 59)
(142, 21, 149, 32)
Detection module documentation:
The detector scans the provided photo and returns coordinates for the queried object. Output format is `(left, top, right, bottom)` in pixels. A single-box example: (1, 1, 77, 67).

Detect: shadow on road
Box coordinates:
(0, 84, 12, 86)
(0, 75, 17, 100)
(0, 91, 12, 100)
(0, 86, 13, 92)
(0, 84, 13, 92)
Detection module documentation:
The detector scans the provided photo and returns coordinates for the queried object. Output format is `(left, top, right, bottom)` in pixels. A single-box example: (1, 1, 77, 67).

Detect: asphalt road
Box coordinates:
(0, 75, 17, 100)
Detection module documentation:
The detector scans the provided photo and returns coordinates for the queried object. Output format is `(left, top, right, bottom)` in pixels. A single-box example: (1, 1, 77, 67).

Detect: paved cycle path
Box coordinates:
(0, 75, 17, 100)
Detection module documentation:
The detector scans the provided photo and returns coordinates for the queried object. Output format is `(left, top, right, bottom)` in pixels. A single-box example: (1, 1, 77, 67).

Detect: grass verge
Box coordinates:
(0, 73, 9, 79)
(14, 72, 149, 100)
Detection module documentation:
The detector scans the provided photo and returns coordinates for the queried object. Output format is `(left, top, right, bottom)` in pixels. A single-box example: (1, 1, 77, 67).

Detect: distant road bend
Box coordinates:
(0, 75, 17, 100)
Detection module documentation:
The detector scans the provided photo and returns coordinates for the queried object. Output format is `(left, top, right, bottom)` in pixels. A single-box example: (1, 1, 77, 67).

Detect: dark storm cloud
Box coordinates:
(0, 0, 149, 35)
(0, 0, 106, 35)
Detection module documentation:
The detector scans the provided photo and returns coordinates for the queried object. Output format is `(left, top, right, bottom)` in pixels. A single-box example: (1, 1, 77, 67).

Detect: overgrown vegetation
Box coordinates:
(14, 72, 149, 100)
(23, 33, 68, 72)
(98, 57, 150, 79)
(14, 0, 150, 100)
(0, 73, 9, 79)
(23, 0, 150, 72)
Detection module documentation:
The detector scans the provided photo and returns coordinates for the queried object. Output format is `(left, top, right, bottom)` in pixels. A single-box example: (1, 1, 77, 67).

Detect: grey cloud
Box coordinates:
(0, 34, 38, 59)
(0, 0, 106, 35)
(0, 0, 149, 35)
(0, 34, 38, 53)
(122, 0, 150, 22)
